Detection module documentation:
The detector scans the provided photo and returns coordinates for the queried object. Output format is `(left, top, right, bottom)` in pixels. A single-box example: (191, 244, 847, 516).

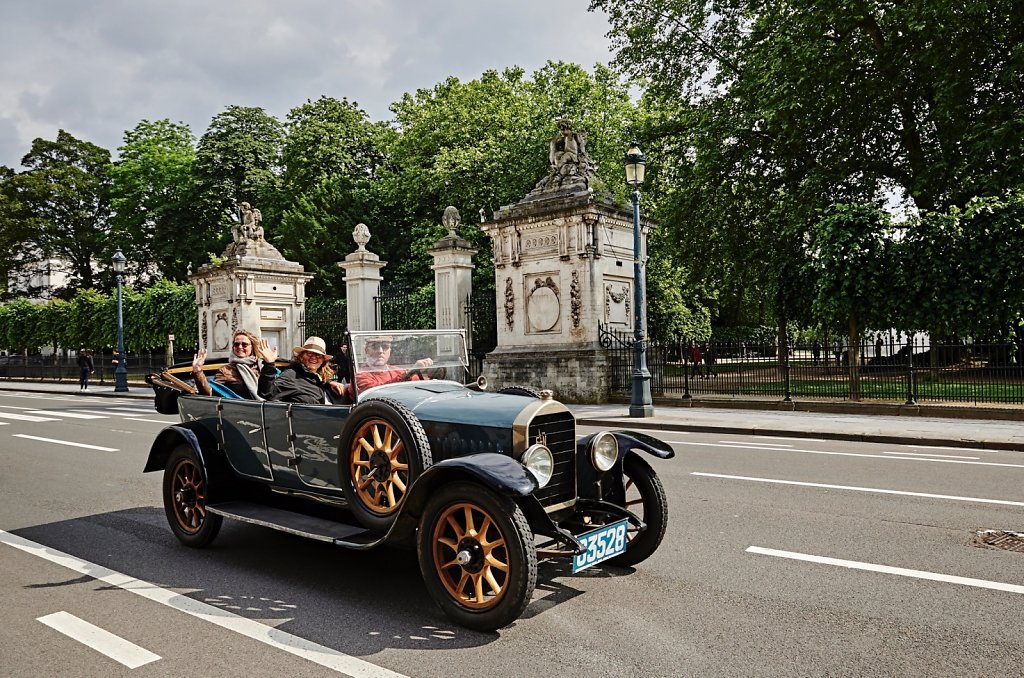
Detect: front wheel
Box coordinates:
(417, 482, 537, 631)
(163, 445, 222, 547)
(339, 398, 432, 532)
(606, 453, 668, 567)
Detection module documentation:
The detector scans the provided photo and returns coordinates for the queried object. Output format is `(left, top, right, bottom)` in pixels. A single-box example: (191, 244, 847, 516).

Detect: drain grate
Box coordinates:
(971, 530, 1024, 553)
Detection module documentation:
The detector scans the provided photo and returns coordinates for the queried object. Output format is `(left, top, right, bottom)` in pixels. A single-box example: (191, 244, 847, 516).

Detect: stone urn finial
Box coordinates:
(442, 206, 461, 239)
(353, 223, 371, 251)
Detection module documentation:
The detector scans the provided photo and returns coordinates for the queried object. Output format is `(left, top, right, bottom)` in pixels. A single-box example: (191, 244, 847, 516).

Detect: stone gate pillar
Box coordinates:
(340, 223, 386, 331)
(189, 202, 313, 358)
(478, 120, 656, 403)
(429, 207, 477, 331)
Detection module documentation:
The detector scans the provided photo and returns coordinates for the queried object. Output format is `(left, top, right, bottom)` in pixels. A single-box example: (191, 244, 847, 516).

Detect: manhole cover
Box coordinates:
(971, 530, 1024, 553)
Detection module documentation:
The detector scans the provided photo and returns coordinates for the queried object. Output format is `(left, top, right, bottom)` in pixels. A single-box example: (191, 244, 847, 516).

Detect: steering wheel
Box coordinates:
(401, 368, 425, 382)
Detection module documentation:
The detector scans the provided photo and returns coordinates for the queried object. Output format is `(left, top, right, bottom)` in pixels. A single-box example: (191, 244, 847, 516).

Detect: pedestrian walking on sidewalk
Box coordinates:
(690, 341, 703, 378)
(77, 347, 94, 391)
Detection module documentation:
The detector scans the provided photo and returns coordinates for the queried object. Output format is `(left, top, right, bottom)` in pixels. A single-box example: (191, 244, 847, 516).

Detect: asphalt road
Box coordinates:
(1, 389, 1022, 677)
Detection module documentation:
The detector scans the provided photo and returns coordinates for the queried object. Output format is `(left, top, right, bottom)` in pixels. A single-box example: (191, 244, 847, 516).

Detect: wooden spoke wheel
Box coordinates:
(606, 453, 668, 567)
(162, 445, 222, 547)
(339, 398, 431, 532)
(417, 482, 536, 631)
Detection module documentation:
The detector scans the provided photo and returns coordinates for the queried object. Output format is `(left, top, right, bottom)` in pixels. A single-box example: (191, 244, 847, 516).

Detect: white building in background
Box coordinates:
(6, 257, 75, 302)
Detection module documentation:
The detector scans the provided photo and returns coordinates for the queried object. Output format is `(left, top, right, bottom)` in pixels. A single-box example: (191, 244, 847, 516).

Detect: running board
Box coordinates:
(208, 501, 374, 546)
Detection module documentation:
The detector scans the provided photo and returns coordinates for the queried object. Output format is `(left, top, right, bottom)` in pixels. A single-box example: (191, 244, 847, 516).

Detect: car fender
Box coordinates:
(386, 454, 538, 543)
(143, 423, 220, 474)
(576, 430, 676, 461)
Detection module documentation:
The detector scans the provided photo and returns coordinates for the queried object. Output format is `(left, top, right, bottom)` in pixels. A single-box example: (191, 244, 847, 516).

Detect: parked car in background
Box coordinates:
(146, 329, 674, 630)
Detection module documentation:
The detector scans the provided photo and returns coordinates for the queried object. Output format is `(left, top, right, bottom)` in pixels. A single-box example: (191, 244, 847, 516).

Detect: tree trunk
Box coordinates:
(848, 315, 860, 401)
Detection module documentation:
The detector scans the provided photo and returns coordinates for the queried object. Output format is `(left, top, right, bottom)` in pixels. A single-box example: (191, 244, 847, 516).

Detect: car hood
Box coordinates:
(359, 381, 571, 429)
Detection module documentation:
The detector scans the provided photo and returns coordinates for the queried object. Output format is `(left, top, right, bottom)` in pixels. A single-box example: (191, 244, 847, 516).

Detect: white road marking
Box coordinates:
(674, 440, 1024, 469)
(691, 472, 1024, 507)
(105, 407, 157, 414)
(882, 450, 979, 460)
(37, 611, 160, 669)
(0, 411, 57, 422)
(27, 410, 108, 419)
(0, 403, 35, 410)
(12, 435, 118, 452)
(719, 440, 793, 447)
(122, 418, 175, 425)
(746, 546, 1024, 595)
(1, 529, 409, 677)
(68, 410, 145, 418)
(911, 444, 991, 453)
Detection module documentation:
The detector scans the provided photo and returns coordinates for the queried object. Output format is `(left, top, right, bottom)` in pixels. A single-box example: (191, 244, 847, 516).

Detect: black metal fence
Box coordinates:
(0, 349, 194, 384)
(464, 293, 497, 377)
(375, 286, 434, 331)
(299, 301, 348, 354)
(601, 324, 1024, 404)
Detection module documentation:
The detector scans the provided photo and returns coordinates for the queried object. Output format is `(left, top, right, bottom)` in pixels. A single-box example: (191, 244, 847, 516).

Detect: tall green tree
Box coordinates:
(3, 130, 113, 292)
(592, 0, 1024, 328)
(109, 119, 198, 282)
(192, 106, 285, 260)
(275, 97, 392, 297)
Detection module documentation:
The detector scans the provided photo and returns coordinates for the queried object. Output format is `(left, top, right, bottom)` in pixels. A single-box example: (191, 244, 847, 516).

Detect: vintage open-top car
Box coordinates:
(145, 329, 674, 631)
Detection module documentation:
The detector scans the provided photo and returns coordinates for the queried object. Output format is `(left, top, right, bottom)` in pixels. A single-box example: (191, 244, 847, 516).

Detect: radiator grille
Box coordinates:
(528, 411, 577, 508)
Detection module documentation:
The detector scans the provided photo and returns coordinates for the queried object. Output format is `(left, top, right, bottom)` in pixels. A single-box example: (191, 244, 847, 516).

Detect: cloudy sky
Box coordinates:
(0, 1, 616, 170)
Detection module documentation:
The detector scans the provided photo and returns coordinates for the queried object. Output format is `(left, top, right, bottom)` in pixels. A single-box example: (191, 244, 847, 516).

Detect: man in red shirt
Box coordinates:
(355, 336, 434, 393)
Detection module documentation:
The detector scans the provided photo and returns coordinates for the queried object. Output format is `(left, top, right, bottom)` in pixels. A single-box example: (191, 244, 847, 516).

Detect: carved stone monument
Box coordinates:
(189, 203, 313, 358)
(430, 207, 477, 331)
(479, 121, 655, 403)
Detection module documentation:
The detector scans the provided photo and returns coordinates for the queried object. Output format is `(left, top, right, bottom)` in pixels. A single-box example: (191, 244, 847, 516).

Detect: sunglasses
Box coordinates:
(232, 342, 251, 348)
(367, 341, 392, 350)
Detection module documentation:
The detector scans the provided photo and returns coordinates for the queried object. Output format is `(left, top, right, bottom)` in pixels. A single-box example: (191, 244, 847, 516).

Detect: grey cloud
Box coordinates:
(0, 0, 612, 167)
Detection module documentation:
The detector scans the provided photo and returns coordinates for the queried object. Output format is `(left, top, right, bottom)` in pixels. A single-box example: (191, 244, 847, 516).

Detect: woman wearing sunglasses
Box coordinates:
(191, 330, 279, 399)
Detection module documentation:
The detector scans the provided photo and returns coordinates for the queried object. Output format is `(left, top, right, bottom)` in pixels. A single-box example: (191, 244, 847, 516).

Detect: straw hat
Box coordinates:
(292, 336, 333, 360)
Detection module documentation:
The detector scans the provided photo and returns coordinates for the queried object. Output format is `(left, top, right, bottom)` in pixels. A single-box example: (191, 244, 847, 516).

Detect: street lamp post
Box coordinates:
(112, 249, 129, 392)
(625, 142, 653, 418)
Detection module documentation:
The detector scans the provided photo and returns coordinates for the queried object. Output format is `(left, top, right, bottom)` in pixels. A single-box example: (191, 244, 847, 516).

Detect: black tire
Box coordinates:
(163, 445, 222, 548)
(497, 386, 541, 398)
(339, 397, 432, 532)
(607, 453, 668, 567)
(417, 482, 537, 631)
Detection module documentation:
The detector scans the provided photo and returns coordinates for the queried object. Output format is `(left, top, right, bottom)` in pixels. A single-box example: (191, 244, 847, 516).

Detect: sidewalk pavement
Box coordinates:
(1, 379, 1021, 452)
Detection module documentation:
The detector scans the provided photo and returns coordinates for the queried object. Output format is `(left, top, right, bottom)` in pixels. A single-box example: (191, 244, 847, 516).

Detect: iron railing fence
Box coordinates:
(298, 302, 348, 355)
(375, 285, 434, 331)
(601, 325, 1024, 405)
(0, 350, 197, 383)
(464, 293, 497, 378)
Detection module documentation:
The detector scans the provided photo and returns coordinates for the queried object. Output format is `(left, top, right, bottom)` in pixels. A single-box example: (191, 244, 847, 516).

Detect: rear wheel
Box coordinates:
(163, 445, 222, 547)
(607, 453, 668, 567)
(417, 482, 537, 631)
(339, 398, 431, 532)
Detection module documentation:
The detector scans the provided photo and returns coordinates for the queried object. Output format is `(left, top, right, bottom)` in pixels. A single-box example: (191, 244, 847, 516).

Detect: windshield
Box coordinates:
(349, 329, 469, 383)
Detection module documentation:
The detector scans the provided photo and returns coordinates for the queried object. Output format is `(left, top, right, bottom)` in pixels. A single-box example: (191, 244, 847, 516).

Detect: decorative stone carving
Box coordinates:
(504, 277, 515, 331)
(213, 312, 230, 350)
(201, 312, 208, 349)
(442, 206, 460, 239)
(570, 270, 582, 329)
(605, 283, 631, 326)
(231, 306, 238, 334)
(525, 119, 599, 198)
(225, 202, 284, 259)
(353, 222, 371, 251)
(527, 276, 560, 333)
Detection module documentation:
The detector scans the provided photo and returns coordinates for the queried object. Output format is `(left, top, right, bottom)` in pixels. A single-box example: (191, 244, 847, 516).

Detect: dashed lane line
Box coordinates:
(12, 434, 118, 452)
(0, 411, 57, 422)
(691, 472, 1024, 507)
(27, 410, 108, 419)
(1, 529, 409, 677)
(747, 546, 1024, 595)
(37, 611, 160, 669)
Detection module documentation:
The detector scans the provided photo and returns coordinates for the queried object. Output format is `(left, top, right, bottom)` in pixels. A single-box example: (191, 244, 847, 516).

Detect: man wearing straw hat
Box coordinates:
(267, 336, 347, 404)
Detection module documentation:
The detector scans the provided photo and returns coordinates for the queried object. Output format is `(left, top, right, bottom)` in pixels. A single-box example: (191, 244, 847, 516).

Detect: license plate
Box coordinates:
(572, 519, 629, 573)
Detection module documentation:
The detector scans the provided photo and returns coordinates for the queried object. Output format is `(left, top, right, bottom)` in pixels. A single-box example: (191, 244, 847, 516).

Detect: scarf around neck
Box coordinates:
(228, 354, 263, 401)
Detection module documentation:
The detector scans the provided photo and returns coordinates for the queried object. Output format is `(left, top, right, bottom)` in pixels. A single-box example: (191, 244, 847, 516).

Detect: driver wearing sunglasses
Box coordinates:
(355, 335, 434, 392)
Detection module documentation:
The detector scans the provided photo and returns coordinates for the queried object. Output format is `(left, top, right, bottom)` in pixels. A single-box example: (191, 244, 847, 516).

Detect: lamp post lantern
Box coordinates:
(112, 249, 129, 392)
(625, 142, 653, 417)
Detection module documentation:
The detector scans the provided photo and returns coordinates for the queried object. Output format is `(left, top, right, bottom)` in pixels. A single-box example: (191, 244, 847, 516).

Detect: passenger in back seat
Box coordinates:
(192, 330, 278, 400)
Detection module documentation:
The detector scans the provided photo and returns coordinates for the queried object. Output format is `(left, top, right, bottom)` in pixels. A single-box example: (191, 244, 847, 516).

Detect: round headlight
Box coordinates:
(522, 443, 554, 488)
(590, 432, 618, 472)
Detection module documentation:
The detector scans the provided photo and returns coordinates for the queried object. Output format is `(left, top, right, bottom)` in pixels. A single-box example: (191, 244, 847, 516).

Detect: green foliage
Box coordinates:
(109, 119, 199, 282)
(4, 130, 113, 292)
(0, 281, 197, 352)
